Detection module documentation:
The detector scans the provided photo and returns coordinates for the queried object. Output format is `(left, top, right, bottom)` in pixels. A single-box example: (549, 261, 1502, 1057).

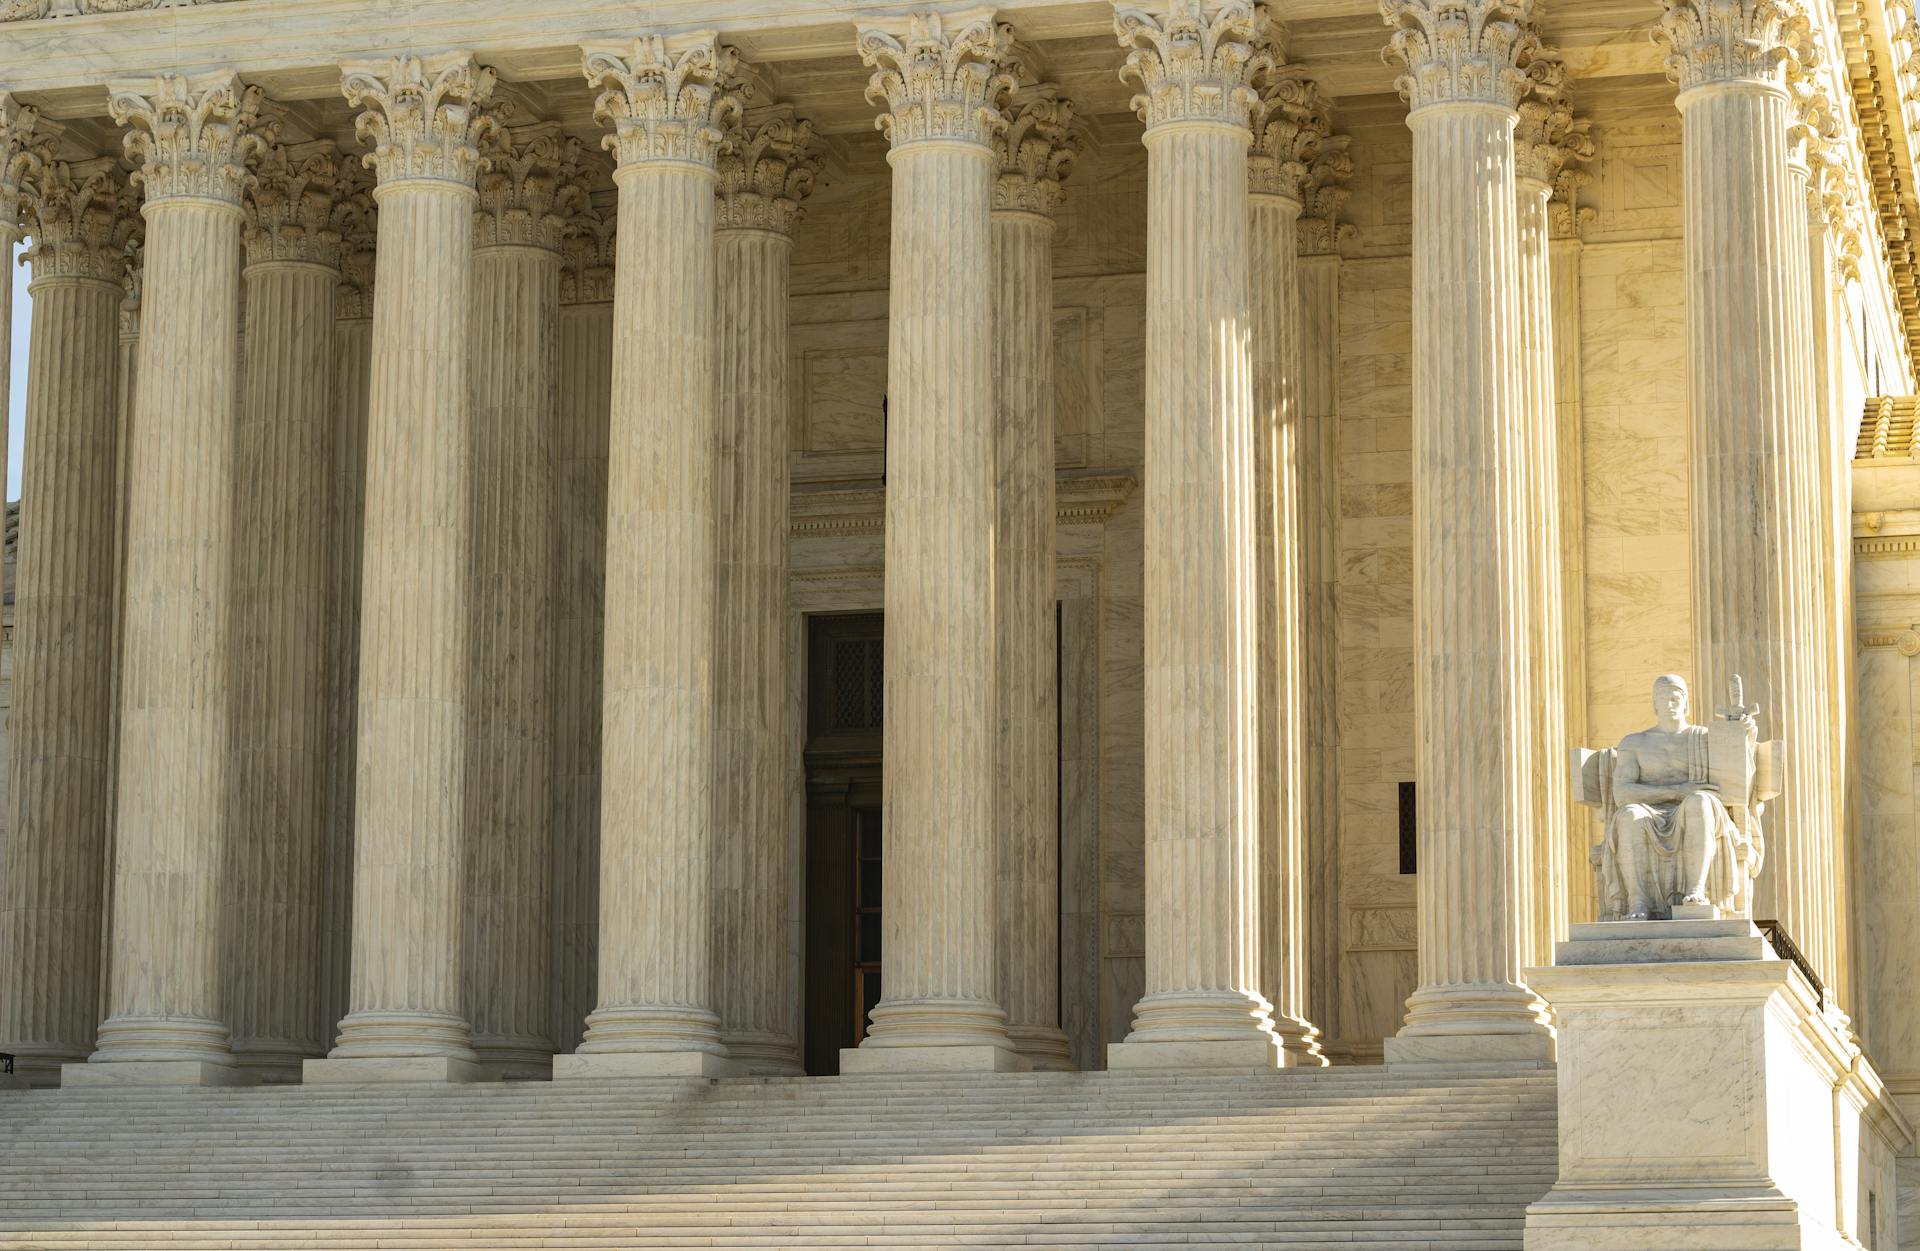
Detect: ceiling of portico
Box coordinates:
(15, 0, 1674, 173)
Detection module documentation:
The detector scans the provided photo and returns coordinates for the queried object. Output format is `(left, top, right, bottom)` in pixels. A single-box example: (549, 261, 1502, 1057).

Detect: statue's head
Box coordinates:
(1652, 674, 1689, 723)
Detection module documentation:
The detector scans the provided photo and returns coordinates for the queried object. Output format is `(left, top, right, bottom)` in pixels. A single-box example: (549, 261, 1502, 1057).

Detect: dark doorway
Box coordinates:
(802, 613, 884, 1076)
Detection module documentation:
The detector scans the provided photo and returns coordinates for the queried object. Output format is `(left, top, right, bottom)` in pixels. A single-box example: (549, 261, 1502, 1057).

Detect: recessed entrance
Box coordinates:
(801, 612, 885, 1076)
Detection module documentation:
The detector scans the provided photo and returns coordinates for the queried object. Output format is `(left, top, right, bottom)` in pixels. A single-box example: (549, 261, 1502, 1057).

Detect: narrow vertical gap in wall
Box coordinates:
(1398, 782, 1417, 875)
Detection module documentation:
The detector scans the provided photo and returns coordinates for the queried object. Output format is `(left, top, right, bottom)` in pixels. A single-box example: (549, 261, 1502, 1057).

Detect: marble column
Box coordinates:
(1248, 71, 1329, 1068)
(462, 122, 579, 1079)
(712, 109, 815, 1077)
(76, 74, 271, 1086)
(561, 33, 743, 1080)
(1297, 144, 1353, 1061)
(1655, 2, 1827, 963)
(226, 141, 344, 1081)
(308, 53, 497, 1083)
(1512, 86, 1582, 973)
(553, 206, 613, 1056)
(321, 174, 375, 1056)
(0, 158, 129, 1086)
(1378, 0, 1555, 1064)
(843, 11, 1021, 1074)
(991, 84, 1076, 1073)
(1548, 186, 1593, 926)
(1106, 0, 1282, 1071)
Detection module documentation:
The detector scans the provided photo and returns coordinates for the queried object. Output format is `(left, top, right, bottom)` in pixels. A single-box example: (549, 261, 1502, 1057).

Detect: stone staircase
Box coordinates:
(0, 1066, 1558, 1249)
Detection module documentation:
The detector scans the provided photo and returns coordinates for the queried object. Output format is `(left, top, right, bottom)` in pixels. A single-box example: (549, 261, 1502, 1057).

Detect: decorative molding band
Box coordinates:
(790, 474, 1137, 538)
(1, 0, 243, 20)
(1854, 535, 1920, 560)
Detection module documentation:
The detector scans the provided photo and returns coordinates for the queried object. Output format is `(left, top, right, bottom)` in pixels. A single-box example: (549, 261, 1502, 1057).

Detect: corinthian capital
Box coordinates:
(1114, 0, 1273, 132)
(243, 140, 345, 268)
(583, 33, 744, 171)
(993, 86, 1079, 217)
(475, 122, 593, 251)
(0, 93, 56, 234)
(716, 108, 820, 236)
(1249, 71, 1334, 203)
(858, 11, 1014, 149)
(109, 72, 275, 206)
(341, 53, 500, 188)
(334, 159, 377, 318)
(1514, 89, 1593, 191)
(1654, 0, 1796, 93)
(1380, 0, 1539, 112)
(561, 199, 616, 304)
(23, 157, 141, 282)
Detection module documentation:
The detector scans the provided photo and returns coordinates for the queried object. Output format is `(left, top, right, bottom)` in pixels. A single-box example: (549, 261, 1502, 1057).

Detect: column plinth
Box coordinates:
(307, 53, 497, 1084)
(1378, 0, 1555, 1065)
(713, 110, 815, 1077)
(78, 74, 272, 1086)
(558, 33, 746, 1081)
(992, 85, 1077, 1073)
(840, 12, 1024, 1075)
(1, 155, 130, 1086)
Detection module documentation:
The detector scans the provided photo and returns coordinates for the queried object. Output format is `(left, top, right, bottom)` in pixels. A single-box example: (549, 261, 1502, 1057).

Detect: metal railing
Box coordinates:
(0, 1052, 13, 1076)
(1754, 919, 1824, 1010)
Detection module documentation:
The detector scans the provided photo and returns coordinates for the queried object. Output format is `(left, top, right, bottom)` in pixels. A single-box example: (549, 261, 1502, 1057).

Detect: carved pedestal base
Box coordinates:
(1523, 921, 1909, 1250)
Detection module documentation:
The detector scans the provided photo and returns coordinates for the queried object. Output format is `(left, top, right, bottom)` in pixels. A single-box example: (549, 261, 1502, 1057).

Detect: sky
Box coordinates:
(8, 240, 26, 502)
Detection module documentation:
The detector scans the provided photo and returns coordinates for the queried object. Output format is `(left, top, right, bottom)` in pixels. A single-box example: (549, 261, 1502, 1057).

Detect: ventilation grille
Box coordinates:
(829, 637, 884, 732)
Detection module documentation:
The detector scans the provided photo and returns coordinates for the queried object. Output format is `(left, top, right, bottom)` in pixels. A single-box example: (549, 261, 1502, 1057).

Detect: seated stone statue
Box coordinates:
(1573, 674, 1777, 921)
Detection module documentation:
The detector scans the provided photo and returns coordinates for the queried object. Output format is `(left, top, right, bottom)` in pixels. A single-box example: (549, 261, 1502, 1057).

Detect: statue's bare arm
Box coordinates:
(1611, 736, 1715, 806)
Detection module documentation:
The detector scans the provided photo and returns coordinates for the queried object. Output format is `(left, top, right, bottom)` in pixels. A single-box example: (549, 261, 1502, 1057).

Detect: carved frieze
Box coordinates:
(716, 107, 819, 236)
(1114, 0, 1272, 132)
(109, 71, 274, 205)
(858, 12, 1013, 149)
(21, 156, 140, 282)
(1380, 0, 1540, 112)
(341, 53, 499, 187)
(992, 86, 1078, 218)
(582, 33, 744, 170)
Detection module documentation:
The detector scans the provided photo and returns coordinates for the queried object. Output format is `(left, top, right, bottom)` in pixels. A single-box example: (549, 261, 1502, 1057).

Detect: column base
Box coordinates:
(553, 1050, 745, 1080)
(63, 1060, 256, 1088)
(1107, 1036, 1281, 1072)
(303, 1055, 489, 1084)
(1007, 1025, 1075, 1072)
(840, 1043, 1030, 1074)
(1390, 980, 1556, 1066)
(722, 1031, 805, 1077)
(1270, 1013, 1330, 1068)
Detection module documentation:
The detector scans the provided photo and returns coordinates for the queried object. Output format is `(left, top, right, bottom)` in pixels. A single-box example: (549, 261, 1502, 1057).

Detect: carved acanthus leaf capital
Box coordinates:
(474, 122, 593, 251)
(119, 244, 142, 337)
(1297, 137, 1356, 255)
(0, 94, 56, 234)
(560, 198, 616, 304)
(859, 12, 1014, 149)
(243, 140, 345, 268)
(716, 107, 820, 235)
(1249, 70, 1333, 203)
(332, 158, 376, 317)
(1514, 90, 1593, 191)
(1380, 0, 1540, 112)
(341, 53, 500, 188)
(1654, 0, 1796, 93)
(583, 34, 745, 171)
(992, 85, 1079, 217)
(109, 72, 275, 206)
(23, 156, 141, 282)
(1114, 0, 1273, 132)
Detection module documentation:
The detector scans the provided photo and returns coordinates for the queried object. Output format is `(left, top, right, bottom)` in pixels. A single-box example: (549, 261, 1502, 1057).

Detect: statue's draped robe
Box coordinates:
(1599, 724, 1756, 917)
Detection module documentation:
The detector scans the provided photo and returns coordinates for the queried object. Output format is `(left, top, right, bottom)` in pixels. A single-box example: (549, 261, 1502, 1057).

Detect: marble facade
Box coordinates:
(0, 3, 1913, 1237)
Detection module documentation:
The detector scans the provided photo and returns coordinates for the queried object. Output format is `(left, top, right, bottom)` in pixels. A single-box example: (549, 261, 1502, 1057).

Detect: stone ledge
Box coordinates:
(552, 1051, 744, 1080)
(301, 1056, 489, 1085)
(61, 1060, 256, 1088)
(839, 1043, 1029, 1075)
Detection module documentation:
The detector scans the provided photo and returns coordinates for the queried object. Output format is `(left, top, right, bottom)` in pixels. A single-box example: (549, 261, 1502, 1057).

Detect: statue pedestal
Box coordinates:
(1523, 920, 1909, 1251)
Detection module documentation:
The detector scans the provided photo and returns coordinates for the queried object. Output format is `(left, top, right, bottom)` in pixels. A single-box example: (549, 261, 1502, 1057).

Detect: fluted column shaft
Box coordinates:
(715, 222, 801, 1074)
(565, 34, 740, 1077)
(1389, 94, 1553, 1060)
(465, 238, 560, 1077)
(330, 179, 480, 1064)
(1514, 171, 1566, 972)
(992, 205, 1067, 1070)
(1672, 68, 1821, 951)
(1548, 227, 1591, 925)
(227, 256, 337, 1080)
(89, 74, 267, 1082)
(1250, 183, 1324, 1067)
(0, 267, 122, 1084)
